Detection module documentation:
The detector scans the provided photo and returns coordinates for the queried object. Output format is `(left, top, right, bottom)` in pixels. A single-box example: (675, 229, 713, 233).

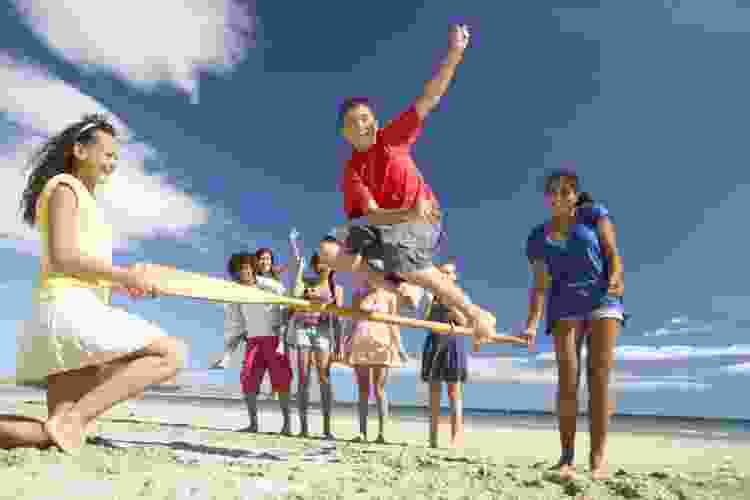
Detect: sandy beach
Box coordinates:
(0, 385, 747, 500)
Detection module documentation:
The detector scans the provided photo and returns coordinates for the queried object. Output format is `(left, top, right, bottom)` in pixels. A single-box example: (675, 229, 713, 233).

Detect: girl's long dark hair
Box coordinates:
(20, 114, 116, 227)
(227, 252, 256, 281)
(310, 253, 337, 299)
(254, 248, 283, 281)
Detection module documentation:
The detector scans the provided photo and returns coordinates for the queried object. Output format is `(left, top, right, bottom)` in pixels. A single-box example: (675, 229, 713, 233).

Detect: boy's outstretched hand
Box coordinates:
(449, 24, 471, 52)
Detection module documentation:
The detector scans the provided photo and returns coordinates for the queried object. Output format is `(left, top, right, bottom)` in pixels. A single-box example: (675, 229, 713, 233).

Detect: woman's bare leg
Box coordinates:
(552, 320, 582, 479)
(0, 415, 53, 449)
(429, 382, 441, 448)
(587, 318, 620, 480)
(45, 336, 185, 453)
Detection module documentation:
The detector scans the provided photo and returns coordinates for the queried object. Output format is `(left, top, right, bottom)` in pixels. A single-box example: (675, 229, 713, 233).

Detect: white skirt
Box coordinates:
(16, 287, 166, 385)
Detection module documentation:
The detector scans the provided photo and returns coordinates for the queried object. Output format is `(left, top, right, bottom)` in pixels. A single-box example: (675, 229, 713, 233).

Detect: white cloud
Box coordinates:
(11, 0, 254, 104)
(643, 316, 714, 337)
(668, 0, 750, 33)
(721, 362, 750, 375)
(611, 379, 711, 392)
(535, 344, 750, 367)
(0, 55, 210, 253)
(711, 296, 750, 320)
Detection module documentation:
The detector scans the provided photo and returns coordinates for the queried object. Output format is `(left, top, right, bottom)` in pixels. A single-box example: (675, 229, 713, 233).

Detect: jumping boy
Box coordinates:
(319, 24, 496, 344)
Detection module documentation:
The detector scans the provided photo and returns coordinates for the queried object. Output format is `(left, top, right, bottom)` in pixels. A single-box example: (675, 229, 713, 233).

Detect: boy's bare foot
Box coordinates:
(45, 410, 85, 455)
(467, 305, 496, 341)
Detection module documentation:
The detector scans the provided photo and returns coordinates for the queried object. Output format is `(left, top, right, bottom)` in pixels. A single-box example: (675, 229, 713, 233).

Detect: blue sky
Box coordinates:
(1, 0, 750, 417)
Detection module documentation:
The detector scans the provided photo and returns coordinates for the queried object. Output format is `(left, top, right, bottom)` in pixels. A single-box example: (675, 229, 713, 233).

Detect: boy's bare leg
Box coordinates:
(318, 241, 402, 292)
(319, 241, 495, 339)
(400, 266, 495, 340)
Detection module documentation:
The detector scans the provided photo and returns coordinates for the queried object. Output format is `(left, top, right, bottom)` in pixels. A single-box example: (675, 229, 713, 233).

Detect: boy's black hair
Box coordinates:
(337, 97, 373, 131)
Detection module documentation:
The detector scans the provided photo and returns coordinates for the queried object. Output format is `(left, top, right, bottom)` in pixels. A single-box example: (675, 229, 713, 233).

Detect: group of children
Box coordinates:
(1, 22, 625, 481)
(215, 242, 471, 448)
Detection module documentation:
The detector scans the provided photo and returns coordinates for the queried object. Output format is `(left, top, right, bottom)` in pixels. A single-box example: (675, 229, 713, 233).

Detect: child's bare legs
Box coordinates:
(552, 320, 581, 479)
(372, 367, 389, 443)
(354, 367, 370, 441)
(314, 350, 334, 439)
(587, 318, 620, 480)
(45, 336, 185, 453)
(296, 350, 312, 437)
(428, 382, 441, 448)
(447, 382, 463, 448)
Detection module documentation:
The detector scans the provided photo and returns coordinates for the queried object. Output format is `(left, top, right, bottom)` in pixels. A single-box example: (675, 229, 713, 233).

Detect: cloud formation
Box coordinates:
(11, 0, 254, 104)
(0, 54, 210, 253)
(643, 316, 714, 337)
(669, 0, 750, 33)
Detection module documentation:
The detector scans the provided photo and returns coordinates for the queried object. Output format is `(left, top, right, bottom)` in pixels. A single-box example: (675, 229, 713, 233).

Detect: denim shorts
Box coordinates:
(559, 303, 625, 322)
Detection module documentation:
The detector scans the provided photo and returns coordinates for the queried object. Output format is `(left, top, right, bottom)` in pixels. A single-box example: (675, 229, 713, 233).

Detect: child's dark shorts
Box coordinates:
(327, 221, 439, 275)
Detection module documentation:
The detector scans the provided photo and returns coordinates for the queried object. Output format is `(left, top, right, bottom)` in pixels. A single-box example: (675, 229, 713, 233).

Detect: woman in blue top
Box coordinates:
(524, 169, 625, 481)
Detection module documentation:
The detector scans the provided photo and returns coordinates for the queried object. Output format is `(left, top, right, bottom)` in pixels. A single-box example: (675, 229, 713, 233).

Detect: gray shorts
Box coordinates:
(330, 221, 439, 275)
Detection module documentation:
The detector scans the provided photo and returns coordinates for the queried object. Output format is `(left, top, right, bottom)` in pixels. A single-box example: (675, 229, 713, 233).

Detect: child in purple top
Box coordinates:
(523, 169, 625, 481)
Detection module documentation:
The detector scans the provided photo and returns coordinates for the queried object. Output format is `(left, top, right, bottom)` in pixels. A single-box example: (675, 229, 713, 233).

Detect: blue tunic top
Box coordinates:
(525, 204, 623, 332)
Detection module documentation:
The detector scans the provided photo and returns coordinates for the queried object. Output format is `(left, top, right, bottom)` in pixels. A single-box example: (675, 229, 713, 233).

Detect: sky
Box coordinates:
(1, 0, 750, 418)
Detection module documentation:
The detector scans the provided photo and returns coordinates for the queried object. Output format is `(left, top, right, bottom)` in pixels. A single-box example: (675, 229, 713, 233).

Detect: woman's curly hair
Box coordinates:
(19, 113, 116, 227)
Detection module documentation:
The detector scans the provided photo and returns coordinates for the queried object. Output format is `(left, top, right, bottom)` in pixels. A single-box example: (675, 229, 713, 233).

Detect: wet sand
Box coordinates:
(0, 386, 747, 499)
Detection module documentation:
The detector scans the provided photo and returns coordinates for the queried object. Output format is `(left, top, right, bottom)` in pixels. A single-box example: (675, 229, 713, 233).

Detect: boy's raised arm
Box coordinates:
(414, 25, 471, 120)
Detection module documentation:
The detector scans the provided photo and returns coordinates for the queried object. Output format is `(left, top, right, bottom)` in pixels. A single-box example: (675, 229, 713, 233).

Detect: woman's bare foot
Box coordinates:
(44, 410, 85, 454)
(590, 454, 608, 480)
(546, 460, 577, 481)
